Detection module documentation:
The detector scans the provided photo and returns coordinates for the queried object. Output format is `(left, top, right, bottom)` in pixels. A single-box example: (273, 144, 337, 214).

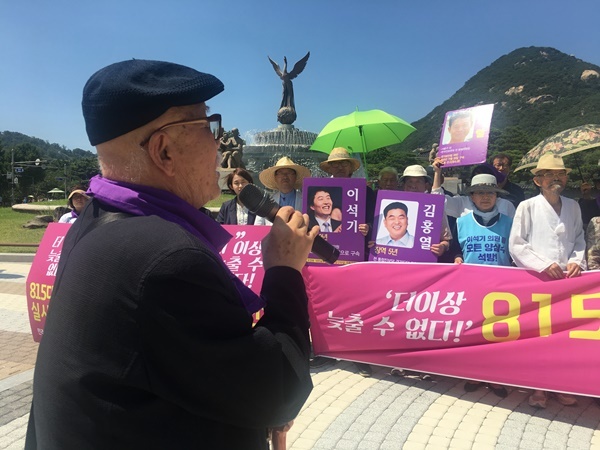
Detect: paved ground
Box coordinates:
(1, 257, 600, 449)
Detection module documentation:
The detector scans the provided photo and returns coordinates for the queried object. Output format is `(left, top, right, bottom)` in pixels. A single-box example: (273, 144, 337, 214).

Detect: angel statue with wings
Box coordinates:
(268, 52, 310, 125)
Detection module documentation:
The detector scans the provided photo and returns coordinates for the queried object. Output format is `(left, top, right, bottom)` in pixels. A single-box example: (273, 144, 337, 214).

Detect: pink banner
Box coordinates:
(221, 225, 269, 294)
(304, 262, 600, 397)
(26, 223, 71, 342)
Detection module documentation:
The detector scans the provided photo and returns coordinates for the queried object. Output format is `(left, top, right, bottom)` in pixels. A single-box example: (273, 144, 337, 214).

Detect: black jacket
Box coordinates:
(26, 199, 312, 450)
(216, 197, 259, 225)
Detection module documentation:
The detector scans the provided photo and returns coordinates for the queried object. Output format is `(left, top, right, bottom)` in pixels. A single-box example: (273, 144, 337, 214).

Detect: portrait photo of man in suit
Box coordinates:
(307, 187, 342, 233)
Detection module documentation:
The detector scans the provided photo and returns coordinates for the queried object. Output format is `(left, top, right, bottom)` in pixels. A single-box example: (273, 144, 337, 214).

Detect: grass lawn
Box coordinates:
(0, 193, 234, 253)
(0, 207, 48, 253)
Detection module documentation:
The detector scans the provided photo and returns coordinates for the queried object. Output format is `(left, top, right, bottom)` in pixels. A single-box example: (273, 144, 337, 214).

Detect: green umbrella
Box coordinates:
(514, 124, 600, 172)
(310, 109, 416, 170)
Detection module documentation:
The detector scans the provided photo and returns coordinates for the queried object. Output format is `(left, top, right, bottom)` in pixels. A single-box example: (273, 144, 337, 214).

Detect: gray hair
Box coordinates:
(379, 167, 398, 178)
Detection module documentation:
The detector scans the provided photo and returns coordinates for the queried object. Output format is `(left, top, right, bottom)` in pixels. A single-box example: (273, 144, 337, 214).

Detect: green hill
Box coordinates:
(369, 46, 600, 183)
(3, 46, 600, 202)
(0, 131, 99, 204)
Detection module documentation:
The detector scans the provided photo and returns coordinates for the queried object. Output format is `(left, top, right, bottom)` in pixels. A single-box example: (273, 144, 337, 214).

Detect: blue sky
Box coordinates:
(1, 0, 599, 151)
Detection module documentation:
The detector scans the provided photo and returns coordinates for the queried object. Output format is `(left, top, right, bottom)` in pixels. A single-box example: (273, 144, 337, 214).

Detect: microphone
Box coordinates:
(238, 184, 340, 264)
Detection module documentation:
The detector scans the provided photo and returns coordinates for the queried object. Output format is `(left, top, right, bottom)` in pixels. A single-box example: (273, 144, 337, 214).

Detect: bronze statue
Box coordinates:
(428, 143, 439, 164)
(220, 128, 246, 169)
(268, 52, 310, 125)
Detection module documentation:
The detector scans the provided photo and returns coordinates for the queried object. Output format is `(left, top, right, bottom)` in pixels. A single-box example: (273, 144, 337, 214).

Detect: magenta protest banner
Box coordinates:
(220, 225, 269, 294)
(437, 104, 494, 168)
(221, 225, 269, 322)
(304, 262, 600, 397)
(302, 177, 366, 265)
(370, 191, 445, 263)
(26, 223, 71, 342)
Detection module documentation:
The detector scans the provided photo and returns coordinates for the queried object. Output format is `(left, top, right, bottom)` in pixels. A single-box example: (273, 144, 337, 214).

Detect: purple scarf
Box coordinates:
(87, 175, 265, 314)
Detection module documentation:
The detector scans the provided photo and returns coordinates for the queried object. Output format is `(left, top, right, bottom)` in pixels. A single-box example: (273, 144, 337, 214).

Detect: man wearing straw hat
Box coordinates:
(259, 156, 311, 209)
(320, 147, 376, 377)
(320, 147, 376, 239)
(509, 152, 585, 408)
(509, 153, 586, 279)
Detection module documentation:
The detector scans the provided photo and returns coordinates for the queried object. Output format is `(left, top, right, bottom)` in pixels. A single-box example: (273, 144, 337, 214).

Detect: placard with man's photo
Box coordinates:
(369, 191, 445, 263)
(302, 177, 366, 265)
(437, 103, 495, 168)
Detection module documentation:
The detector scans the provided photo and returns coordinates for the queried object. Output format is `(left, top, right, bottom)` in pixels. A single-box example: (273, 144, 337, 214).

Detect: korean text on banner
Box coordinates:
(304, 262, 600, 397)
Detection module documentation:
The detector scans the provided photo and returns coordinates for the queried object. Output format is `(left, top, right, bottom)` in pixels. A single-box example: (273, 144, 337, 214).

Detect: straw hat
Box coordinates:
(400, 165, 432, 183)
(530, 153, 572, 175)
(465, 174, 508, 195)
(259, 156, 311, 190)
(68, 189, 88, 200)
(319, 147, 361, 174)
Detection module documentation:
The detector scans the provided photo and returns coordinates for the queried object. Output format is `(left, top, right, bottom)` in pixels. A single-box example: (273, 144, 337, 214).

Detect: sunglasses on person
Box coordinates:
(140, 113, 222, 147)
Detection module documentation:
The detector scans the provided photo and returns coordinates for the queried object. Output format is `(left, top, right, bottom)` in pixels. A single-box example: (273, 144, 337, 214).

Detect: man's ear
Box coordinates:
(146, 133, 176, 177)
(533, 176, 542, 188)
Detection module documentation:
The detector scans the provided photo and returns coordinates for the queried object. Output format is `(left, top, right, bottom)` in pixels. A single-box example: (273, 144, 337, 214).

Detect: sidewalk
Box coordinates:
(1, 260, 599, 449)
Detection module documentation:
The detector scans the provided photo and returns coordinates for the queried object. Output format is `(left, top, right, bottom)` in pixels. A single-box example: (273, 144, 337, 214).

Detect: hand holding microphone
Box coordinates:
(238, 184, 341, 265)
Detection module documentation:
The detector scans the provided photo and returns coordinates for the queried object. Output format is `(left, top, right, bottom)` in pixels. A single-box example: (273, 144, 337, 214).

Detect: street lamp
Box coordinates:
(10, 148, 45, 205)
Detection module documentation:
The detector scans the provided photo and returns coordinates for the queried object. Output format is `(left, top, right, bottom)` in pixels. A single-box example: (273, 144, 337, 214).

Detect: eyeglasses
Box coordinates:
(140, 113, 222, 147)
(536, 170, 568, 179)
(328, 161, 351, 168)
(471, 191, 496, 197)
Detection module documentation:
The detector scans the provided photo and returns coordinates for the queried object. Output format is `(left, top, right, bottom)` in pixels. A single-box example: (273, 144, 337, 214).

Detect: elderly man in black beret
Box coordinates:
(26, 59, 318, 450)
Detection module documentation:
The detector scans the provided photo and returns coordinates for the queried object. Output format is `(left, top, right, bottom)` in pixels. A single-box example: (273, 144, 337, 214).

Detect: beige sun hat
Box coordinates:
(259, 156, 311, 190)
(319, 147, 361, 174)
(67, 189, 89, 208)
(465, 174, 509, 195)
(399, 165, 432, 183)
(530, 153, 572, 175)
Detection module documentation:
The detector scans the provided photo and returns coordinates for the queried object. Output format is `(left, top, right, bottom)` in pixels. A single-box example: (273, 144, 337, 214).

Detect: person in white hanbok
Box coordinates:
(509, 152, 585, 409)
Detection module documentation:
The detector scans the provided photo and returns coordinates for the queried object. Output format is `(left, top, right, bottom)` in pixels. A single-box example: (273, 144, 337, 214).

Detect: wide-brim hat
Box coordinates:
(67, 189, 89, 208)
(319, 147, 361, 174)
(465, 174, 509, 195)
(68, 189, 89, 200)
(259, 156, 311, 190)
(399, 165, 432, 183)
(530, 152, 572, 175)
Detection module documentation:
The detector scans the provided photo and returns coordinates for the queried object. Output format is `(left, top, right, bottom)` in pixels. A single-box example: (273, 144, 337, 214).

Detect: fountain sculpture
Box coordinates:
(242, 52, 328, 182)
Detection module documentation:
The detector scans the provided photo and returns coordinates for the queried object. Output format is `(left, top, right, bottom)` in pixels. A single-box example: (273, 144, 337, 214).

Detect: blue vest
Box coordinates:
(457, 212, 512, 266)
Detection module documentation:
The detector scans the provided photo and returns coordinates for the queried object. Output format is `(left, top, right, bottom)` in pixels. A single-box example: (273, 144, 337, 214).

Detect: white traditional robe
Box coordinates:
(509, 194, 586, 272)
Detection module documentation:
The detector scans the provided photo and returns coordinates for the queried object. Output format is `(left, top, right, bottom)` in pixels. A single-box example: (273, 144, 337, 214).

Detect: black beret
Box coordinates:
(82, 59, 224, 146)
